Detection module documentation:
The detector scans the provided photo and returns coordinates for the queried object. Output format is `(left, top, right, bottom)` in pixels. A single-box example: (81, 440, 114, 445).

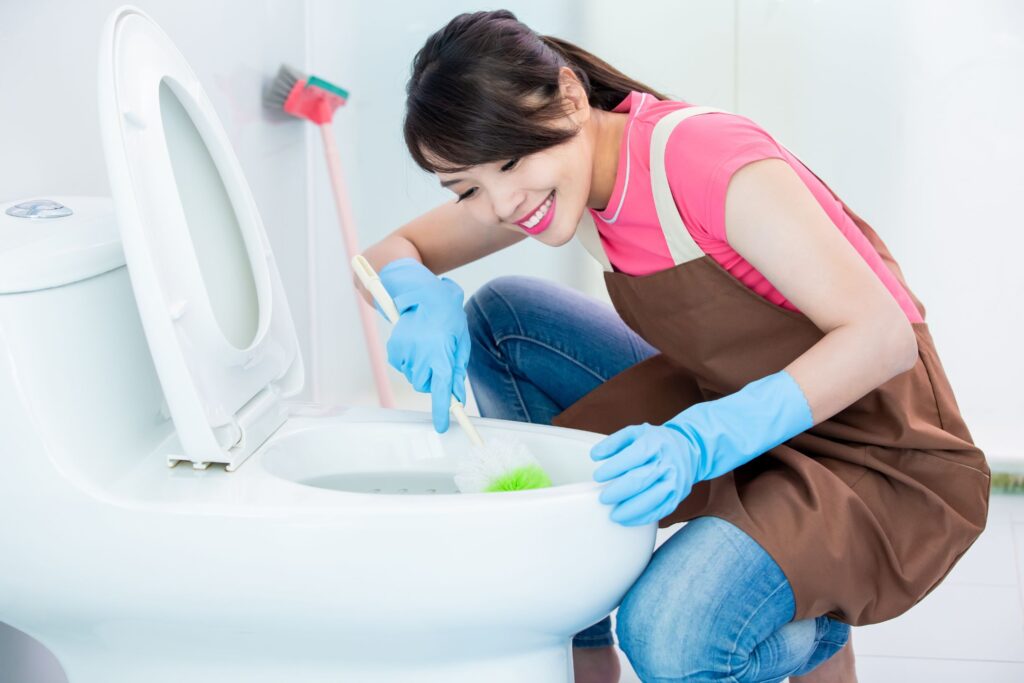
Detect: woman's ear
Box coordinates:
(558, 66, 590, 124)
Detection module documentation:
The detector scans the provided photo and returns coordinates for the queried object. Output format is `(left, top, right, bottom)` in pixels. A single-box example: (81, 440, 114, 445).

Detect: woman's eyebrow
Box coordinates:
(440, 178, 465, 188)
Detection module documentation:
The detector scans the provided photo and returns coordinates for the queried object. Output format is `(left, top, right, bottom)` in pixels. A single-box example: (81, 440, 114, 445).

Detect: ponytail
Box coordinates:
(538, 35, 670, 111)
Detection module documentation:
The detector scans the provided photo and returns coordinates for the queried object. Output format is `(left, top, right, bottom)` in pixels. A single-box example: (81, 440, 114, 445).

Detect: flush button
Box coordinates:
(5, 199, 73, 219)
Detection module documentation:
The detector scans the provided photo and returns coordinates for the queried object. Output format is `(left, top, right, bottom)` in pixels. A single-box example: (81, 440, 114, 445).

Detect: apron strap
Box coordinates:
(574, 104, 731, 272)
(650, 106, 728, 265)
(575, 208, 613, 271)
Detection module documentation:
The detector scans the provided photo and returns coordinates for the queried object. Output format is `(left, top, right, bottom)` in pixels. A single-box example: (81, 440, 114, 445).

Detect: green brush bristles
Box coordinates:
(484, 464, 553, 492)
(452, 435, 554, 494)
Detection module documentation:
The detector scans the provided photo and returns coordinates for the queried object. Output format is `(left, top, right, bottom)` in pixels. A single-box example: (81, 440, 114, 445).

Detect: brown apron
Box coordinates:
(552, 106, 990, 627)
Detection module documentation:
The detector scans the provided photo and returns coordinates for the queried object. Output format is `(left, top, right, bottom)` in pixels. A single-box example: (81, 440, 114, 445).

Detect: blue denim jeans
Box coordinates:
(464, 275, 851, 682)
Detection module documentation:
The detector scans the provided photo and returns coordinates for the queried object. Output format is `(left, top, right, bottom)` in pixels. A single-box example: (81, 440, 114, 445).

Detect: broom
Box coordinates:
(263, 64, 395, 408)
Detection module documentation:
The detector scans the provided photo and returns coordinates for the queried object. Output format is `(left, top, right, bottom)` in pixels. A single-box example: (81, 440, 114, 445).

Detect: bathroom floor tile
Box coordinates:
(853, 582, 1024, 661)
(838, 655, 1024, 682)
(943, 520, 1018, 586)
(990, 492, 1024, 523)
(620, 645, 1024, 682)
(1009, 523, 1024, 616)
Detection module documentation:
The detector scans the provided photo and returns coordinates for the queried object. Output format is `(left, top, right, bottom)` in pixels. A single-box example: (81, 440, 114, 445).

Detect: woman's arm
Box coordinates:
(356, 199, 526, 306)
(723, 158, 919, 425)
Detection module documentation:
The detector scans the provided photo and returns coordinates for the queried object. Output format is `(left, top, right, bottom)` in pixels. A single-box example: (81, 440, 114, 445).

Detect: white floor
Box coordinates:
(614, 494, 1024, 682)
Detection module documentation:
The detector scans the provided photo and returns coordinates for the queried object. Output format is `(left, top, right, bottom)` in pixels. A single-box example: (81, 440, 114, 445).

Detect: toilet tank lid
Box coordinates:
(0, 196, 125, 294)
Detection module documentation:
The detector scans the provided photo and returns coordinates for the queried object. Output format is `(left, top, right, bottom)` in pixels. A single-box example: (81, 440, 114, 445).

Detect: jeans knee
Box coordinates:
(614, 586, 652, 662)
(615, 576, 725, 680)
(611, 517, 826, 682)
(465, 276, 523, 340)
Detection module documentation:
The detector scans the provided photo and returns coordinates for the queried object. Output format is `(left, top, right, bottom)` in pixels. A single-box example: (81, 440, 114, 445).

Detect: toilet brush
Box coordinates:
(263, 64, 396, 409)
(351, 255, 552, 493)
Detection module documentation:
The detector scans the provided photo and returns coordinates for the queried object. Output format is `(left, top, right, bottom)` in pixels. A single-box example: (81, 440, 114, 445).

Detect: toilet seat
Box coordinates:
(98, 7, 303, 472)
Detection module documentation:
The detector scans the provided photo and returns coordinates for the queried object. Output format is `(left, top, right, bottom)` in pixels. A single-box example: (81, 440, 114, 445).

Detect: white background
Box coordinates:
(1, 1, 1021, 678)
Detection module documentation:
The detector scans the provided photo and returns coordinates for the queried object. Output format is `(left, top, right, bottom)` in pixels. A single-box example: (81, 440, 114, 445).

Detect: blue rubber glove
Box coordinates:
(378, 258, 471, 433)
(590, 370, 814, 526)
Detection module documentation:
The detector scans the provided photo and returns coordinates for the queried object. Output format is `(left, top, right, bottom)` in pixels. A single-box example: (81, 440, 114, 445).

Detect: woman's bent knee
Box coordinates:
(614, 517, 803, 681)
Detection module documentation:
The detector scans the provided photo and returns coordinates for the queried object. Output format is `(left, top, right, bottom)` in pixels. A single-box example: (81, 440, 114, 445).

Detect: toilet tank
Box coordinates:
(0, 197, 173, 491)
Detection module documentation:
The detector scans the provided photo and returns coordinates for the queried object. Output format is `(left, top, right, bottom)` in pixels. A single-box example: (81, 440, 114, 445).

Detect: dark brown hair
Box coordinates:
(403, 10, 671, 174)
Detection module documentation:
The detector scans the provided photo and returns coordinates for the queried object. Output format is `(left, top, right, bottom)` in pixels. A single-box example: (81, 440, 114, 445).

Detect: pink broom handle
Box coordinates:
(319, 122, 396, 408)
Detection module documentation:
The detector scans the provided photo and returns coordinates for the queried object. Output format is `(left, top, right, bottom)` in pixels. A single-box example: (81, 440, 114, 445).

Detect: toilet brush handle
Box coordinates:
(449, 399, 484, 447)
(352, 255, 484, 445)
(351, 255, 400, 324)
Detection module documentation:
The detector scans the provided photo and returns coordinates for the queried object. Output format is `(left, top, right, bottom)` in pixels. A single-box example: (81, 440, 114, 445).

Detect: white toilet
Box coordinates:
(0, 6, 655, 683)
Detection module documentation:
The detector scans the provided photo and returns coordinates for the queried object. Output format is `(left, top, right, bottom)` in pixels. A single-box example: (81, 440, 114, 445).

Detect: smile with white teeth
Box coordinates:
(520, 191, 554, 228)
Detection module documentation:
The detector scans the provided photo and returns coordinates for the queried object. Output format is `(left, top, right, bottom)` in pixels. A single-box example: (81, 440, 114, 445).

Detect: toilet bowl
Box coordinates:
(0, 6, 655, 682)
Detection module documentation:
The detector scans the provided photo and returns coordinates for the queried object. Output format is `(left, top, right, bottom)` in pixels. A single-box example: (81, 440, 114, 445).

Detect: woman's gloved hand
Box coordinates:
(590, 370, 814, 526)
(378, 258, 471, 433)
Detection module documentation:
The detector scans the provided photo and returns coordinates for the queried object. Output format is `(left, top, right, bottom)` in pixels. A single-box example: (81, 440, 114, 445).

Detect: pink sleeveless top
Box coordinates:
(590, 91, 923, 324)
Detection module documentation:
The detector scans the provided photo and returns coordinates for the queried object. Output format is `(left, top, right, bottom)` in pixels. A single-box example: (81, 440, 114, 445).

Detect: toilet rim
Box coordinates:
(94, 412, 607, 513)
(263, 413, 605, 489)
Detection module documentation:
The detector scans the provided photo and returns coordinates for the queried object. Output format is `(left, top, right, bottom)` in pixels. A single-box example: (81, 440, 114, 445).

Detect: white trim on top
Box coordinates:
(576, 209, 613, 272)
(596, 92, 648, 225)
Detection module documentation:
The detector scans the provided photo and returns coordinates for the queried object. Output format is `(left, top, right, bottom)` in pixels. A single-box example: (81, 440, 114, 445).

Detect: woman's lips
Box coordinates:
(517, 191, 556, 235)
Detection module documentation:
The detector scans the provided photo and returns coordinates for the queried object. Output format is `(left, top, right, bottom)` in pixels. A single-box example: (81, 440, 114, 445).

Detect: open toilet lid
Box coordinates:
(98, 6, 304, 471)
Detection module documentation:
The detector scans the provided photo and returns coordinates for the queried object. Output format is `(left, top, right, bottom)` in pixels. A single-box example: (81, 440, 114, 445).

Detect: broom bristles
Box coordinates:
(263, 63, 306, 110)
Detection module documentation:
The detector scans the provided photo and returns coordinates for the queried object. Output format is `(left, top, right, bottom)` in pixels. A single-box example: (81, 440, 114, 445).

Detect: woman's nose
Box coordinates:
(492, 192, 526, 225)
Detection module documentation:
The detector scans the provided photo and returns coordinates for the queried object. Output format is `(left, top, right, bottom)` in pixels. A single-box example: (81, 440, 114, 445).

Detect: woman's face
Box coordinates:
(433, 74, 597, 247)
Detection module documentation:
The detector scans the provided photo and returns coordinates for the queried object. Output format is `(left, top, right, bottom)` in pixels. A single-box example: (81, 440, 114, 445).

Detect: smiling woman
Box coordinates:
(398, 12, 662, 249)
(358, 9, 990, 683)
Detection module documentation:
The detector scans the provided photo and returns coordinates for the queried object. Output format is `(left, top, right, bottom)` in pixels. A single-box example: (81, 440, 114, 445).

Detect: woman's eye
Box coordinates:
(454, 158, 518, 203)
